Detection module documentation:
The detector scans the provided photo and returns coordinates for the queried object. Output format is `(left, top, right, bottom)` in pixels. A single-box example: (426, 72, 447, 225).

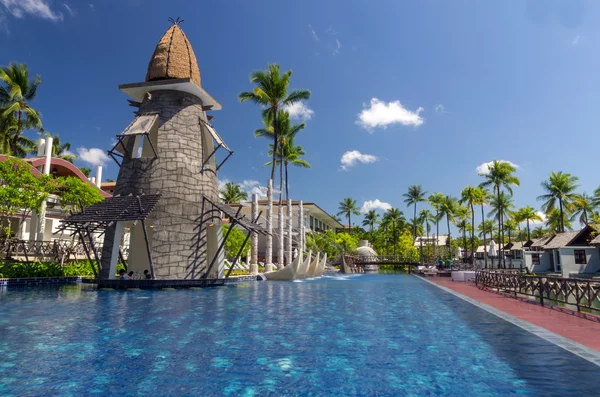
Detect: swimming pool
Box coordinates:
(1, 274, 599, 396)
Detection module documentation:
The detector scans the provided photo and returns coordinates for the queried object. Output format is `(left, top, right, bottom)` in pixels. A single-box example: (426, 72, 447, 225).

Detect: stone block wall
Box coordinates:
(102, 90, 220, 279)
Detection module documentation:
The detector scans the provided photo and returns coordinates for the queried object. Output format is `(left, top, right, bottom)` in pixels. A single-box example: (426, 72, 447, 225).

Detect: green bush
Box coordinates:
(1, 260, 103, 278)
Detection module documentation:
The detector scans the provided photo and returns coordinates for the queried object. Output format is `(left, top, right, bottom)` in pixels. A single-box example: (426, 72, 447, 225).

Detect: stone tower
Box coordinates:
(100, 21, 225, 280)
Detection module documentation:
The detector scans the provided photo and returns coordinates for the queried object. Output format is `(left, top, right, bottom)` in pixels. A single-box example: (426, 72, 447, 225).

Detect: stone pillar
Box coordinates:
(106, 221, 124, 280)
(36, 136, 52, 241)
(265, 179, 273, 272)
(249, 194, 259, 275)
(278, 200, 284, 269)
(95, 166, 102, 188)
(298, 201, 304, 253)
(286, 199, 293, 264)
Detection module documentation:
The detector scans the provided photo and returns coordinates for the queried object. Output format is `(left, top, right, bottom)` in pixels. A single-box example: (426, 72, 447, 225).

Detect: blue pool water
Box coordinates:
(1, 274, 599, 396)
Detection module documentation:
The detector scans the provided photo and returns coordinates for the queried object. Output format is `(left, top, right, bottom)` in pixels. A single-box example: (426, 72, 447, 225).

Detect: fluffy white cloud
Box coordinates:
(530, 211, 547, 225)
(77, 147, 109, 167)
(475, 160, 519, 175)
(218, 179, 268, 199)
(0, 0, 63, 21)
(340, 150, 378, 171)
(284, 102, 314, 121)
(356, 98, 424, 131)
(361, 199, 392, 213)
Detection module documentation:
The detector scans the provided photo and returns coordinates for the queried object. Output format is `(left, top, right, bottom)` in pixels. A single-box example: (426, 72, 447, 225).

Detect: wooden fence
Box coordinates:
(475, 270, 600, 314)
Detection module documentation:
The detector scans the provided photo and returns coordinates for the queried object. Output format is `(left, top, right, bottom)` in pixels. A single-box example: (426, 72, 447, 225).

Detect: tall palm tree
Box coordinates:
(0, 114, 34, 157)
(259, 109, 308, 200)
(403, 184, 427, 241)
(383, 208, 405, 256)
(362, 210, 379, 234)
(453, 204, 470, 259)
(478, 220, 496, 240)
(239, 64, 310, 184)
(531, 226, 549, 239)
(428, 192, 445, 261)
(471, 187, 489, 267)
(460, 185, 479, 263)
(480, 160, 519, 267)
(0, 63, 42, 155)
(488, 191, 514, 241)
(537, 171, 579, 233)
(515, 206, 542, 241)
(50, 134, 76, 163)
(338, 198, 360, 230)
(220, 182, 248, 204)
(572, 193, 595, 225)
(419, 209, 433, 237)
(439, 195, 457, 254)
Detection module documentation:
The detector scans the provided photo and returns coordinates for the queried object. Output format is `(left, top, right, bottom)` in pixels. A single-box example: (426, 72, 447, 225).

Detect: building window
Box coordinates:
(531, 254, 540, 265)
(574, 250, 587, 265)
(515, 250, 522, 259)
(310, 216, 314, 230)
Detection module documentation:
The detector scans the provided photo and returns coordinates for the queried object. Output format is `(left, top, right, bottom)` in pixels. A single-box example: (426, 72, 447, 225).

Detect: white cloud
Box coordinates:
(62, 3, 75, 16)
(435, 104, 447, 113)
(356, 98, 424, 131)
(77, 147, 109, 167)
(340, 150, 378, 171)
(0, 0, 63, 21)
(361, 199, 392, 213)
(572, 35, 580, 45)
(475, 160, 519, 175)
(308, 24, 319, 41)
(333, 39, 341, 55)
(218, 179, 268, 199)
(531, 211, 547, 225)
(284, 102, 314, 121)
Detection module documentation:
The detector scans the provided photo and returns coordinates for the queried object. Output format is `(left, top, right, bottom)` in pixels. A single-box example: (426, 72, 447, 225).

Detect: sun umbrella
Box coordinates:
(488, 240, 497, 257)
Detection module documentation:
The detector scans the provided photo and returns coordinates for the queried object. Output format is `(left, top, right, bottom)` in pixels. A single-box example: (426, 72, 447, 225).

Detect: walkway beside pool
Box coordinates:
(426, 277, 600, 353)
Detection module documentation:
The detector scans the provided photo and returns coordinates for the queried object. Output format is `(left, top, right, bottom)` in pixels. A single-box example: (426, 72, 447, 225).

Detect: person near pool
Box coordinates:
(119, 269, 131, 280)
(144, 269, 152, 279)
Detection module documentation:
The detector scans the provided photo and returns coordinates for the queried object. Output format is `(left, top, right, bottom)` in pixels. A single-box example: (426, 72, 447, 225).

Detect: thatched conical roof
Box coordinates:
(145, 22, 201, 86)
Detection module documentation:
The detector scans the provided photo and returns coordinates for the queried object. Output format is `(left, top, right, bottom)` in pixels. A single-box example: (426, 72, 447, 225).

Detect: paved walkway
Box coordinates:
(427, 277, 600, 352)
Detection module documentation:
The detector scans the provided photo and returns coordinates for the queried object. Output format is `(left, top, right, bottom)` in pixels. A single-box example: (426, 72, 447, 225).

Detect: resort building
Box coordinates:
(523, 226, 600, 277)
(0, 140, 109, 242)
(229, 200, 343, 264)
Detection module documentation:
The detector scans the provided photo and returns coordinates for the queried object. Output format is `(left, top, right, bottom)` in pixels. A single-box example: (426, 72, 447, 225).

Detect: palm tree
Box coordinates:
(460, 185, 480, 263)
(338, 198, 360, 230)
(478, 220, 496, 239)
(79, 167, 91, 177)
(488, 191, 514, 242)
(572, 193, 595, 225)
(362, 210, 379, 234)
(0, 114, 34, 157)
(531, 226, 549, 239)
(515, 206, 542, 241)
(471, 187, 489, 267)
(403, 184, 427, 241)
(537, 171, 579, 233)
(419, 209, 433, 237)
(239, 64, 310, 184)
(383, 208, 405, 256)
(428, 192, 445, 261)
(0, 63, 42, 155)
(545, 208, 572, 234)
(51, 134, 76, 163)
(453, 204, 470, 260)
(480, 160, 519, 267)
(439, 195, 457, 254)
(220, 182, 248, 204)
(259, 109, 308, 200)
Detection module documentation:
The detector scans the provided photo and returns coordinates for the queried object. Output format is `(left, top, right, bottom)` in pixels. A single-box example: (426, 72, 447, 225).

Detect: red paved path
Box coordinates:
(428, 277, 600, 352)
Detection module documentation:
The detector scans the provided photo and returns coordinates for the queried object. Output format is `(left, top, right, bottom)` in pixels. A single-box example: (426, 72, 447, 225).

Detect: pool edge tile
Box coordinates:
(417, 276, 600, 367)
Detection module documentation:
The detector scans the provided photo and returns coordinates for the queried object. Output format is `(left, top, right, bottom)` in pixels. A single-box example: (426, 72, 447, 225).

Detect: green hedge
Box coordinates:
(0, 261, 126, 278)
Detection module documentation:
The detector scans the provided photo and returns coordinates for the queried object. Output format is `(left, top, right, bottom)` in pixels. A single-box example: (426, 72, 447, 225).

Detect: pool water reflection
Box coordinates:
(1, 274, 599, 396)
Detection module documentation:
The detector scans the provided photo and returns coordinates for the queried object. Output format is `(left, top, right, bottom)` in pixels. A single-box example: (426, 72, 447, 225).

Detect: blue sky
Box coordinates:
(1, 0, 599, 231)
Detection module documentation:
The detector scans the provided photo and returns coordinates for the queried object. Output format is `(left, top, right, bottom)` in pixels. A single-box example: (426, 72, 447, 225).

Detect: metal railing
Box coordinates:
(475, 270, 600, 314)
(0, 239, 130, 263)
